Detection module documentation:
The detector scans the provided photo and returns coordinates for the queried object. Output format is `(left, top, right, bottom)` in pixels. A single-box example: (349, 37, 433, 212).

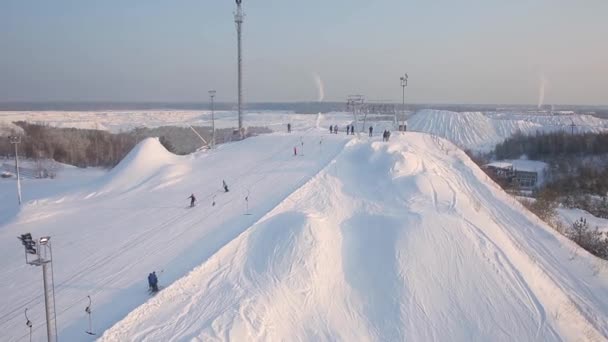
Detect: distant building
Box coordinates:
(483, 161, 540, 189)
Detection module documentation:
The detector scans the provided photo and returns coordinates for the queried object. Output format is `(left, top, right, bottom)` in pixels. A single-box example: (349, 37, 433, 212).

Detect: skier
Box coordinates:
(223, 180, 229, 192)
(188, 193, 196, 207)
(149, 271, 159, 292)
(287, 123, 291, 133)
(369, 126, 373, 137)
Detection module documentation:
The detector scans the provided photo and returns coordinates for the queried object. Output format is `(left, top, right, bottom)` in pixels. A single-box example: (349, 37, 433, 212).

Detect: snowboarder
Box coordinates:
(223, 180, 229, 192)
(188, 193, 196, 207)
(369, 126, 373, 137)
(287, 123, 291, 133)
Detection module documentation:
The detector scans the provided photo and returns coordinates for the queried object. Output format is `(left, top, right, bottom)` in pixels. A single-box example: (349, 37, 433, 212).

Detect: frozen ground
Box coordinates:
(1, 113, 608, 341)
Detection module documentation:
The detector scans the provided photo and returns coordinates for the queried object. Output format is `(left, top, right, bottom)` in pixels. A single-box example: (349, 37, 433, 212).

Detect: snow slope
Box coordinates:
(0, 128, 348, 341)
(101, 133, 608, 341)
(408, 109, 608, 151)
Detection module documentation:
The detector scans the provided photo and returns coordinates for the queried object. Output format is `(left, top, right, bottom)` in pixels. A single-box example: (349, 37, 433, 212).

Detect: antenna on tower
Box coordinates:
(234, 0, 245, 139)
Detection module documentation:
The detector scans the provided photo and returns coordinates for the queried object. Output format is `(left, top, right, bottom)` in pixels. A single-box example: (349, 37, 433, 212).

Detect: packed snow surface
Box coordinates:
(2, 116, 608, 341)
(101, 134, 608, 341)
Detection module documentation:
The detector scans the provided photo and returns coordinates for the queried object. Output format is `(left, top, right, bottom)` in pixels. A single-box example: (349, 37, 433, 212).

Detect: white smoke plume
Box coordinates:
(538, 75, 547, 109)
(313, 72, 325, 102)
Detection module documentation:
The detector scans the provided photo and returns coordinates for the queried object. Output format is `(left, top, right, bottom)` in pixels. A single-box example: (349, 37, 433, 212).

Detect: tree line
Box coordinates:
(1, 122, 271, 168)
(494, 131, 608, 160)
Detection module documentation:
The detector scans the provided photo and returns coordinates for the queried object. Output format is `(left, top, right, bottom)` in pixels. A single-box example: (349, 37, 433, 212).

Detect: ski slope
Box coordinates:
(101, 133, 608, 341)
(0, 128, 348, 341)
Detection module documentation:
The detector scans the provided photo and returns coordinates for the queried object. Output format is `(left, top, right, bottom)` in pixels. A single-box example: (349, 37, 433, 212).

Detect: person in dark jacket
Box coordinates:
(188, 193, 196, 207)
(369, 126, 373, 137)
(346, 125, 350, 135)
(287, 123, 291, 133)
(149, 271, 158, 292)
(223, 180, 229, 192)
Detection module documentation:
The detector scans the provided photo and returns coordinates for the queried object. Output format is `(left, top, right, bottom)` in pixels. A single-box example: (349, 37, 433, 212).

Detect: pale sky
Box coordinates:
(1, 0, 607, 105)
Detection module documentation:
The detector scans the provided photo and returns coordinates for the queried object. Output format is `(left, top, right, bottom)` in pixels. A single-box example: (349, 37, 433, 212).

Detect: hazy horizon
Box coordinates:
(2, 0, 607, 105)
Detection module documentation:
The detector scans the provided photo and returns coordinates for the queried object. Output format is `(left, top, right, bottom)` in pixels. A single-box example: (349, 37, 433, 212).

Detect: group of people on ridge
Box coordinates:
(147, 271, 159, 292)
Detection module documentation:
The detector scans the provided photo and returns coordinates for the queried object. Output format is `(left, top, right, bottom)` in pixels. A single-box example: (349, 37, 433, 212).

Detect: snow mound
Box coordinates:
(97, 137, 180, 194)
(101, 133, 608, 341)
(408, 110, 500, 150)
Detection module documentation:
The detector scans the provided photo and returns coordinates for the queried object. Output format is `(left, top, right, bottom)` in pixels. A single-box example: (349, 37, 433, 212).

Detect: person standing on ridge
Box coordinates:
(329, 125, 333, 134)
(346, 125, 350, 135)
(287, 123, 291, 133)
(188, 193, 196, 207)
(150, 271, 159, 292)
(369, 126, 373, 137)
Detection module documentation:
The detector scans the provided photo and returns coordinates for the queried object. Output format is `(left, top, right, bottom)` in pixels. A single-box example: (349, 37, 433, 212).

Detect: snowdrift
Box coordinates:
(101, 133, 608, 341)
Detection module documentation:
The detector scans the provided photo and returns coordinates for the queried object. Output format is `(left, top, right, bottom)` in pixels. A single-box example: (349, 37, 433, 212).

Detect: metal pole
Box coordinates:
(10, 136, 22, 205)
(235, 0, 244, 139)
(209, 90, 216, 148)
(42, 263, 54, 342)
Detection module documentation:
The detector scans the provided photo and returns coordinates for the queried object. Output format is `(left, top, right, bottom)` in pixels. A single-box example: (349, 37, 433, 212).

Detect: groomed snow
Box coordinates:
(100, 133, 608, 341)
(0, 126, 349, 341)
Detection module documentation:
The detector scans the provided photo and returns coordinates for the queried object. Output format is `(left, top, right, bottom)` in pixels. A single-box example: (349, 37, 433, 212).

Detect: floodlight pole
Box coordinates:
(234, 0, 244, 139)
(400, 74, 408, 133)
(19, 235, 57, 342)
(209, 90, 216, 148)
(9, 136, 22, 205)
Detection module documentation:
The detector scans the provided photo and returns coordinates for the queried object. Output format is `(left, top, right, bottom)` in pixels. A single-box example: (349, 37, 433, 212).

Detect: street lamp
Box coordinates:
(209, 90, 216, 148)
(9, 136, 22, 205)
(400, 74, 408, 132)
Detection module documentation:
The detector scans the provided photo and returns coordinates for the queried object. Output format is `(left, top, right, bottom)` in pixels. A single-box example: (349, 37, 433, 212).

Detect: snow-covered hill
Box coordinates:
(408, 109, 608, 151)
(2, 120, 608, 341)
(101, 133, 608, 341)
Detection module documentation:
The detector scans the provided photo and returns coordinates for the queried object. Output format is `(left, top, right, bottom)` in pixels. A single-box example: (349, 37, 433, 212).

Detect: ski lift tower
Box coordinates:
(347, 95, 364, 136)
(234, 0, 244, 139)
(18, 234, 58, 342)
